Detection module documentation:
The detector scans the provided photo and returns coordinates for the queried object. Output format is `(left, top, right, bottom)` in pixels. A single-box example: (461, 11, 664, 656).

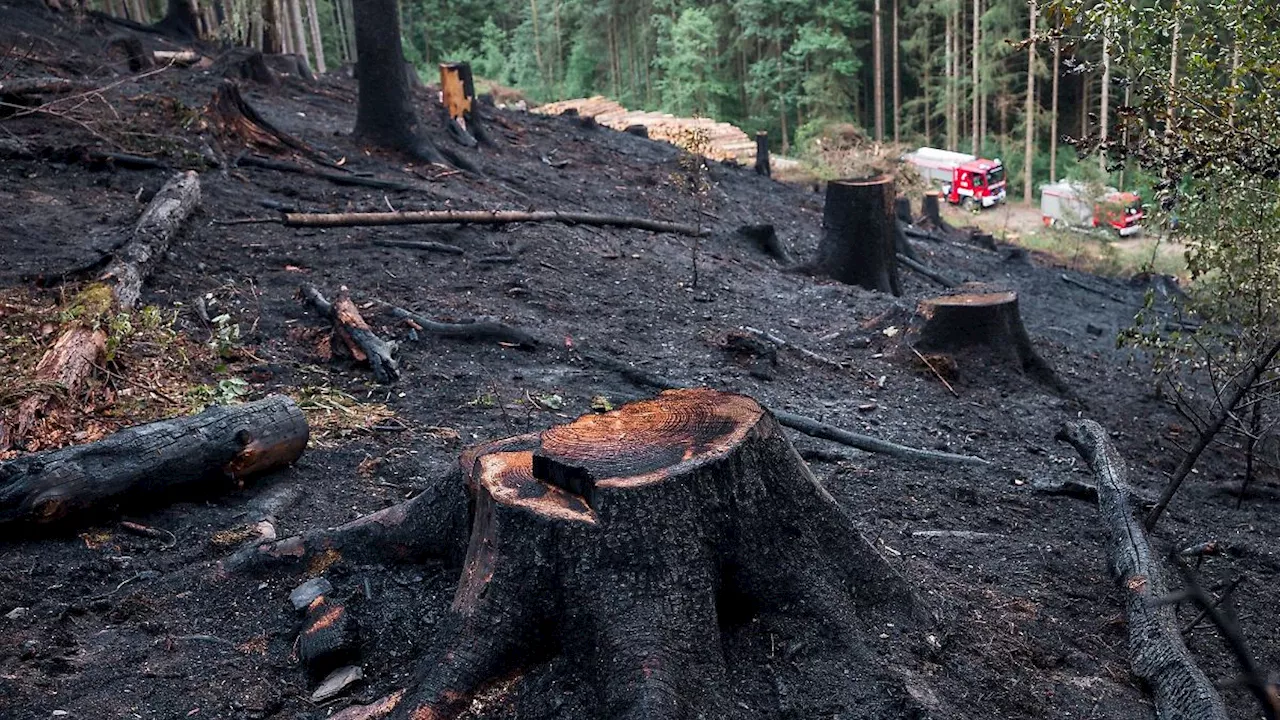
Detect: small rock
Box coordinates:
(311, 665, 364, 703)
(6, 607, 29, 620)
(290, 578, 333, 611)
(1086, 323, 1105, 336)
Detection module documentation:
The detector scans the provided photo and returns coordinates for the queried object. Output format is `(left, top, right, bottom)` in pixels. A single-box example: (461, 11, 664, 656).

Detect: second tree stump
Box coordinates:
(915, 289, 1069, 394)
(812, 175, 901, 295)
(333, 388, 926, 720)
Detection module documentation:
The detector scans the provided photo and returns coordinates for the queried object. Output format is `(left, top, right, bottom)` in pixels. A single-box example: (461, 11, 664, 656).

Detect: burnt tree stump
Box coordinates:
(331, 388, 924, 720)
(754, 131, 770, 177)
(0, 395, 308, 528)
(921, 190, 948, 230)
(811, 175, 901, 295)
(915, 290, 1069, 394)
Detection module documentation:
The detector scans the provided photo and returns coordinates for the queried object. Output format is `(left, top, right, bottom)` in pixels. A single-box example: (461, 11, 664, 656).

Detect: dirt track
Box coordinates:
(1, 3, 1277, 719)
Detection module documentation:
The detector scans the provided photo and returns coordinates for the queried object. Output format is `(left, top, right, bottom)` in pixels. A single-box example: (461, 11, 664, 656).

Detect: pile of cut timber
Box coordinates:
(534, 96, 795, 172)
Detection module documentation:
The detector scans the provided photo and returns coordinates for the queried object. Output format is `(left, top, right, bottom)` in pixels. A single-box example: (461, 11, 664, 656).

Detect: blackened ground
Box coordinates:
(1, 2, 1277, 719)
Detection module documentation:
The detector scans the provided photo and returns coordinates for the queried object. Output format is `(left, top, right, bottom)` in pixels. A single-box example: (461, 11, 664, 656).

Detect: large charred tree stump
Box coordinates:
(332, 388, 924, 720)
(811, 175, 901, 295)
(438, 62, 487, 147)
(0, 395, 308, 528)
(915, 289, 1069, 394)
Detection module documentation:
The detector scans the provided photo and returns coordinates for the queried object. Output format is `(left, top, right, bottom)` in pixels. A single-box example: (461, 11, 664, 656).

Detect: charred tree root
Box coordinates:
(1055, 420, 1228, 720)
(236, 154, 420, 192)
(1, 171, 200, 451)
(382, 305, 540, 349)
(209, 81, 338, 168)
(735, 224, 791, 264)
(302, 285, 399, 384)
(281, 209, 709, 237)
(334, 389, 925, 720)
(0, 395, 308, 528)
(811, 175, 901, 295)
(915, 290, 1071, 396)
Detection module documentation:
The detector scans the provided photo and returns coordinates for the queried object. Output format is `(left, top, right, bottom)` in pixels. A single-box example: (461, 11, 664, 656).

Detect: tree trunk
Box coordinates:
(155, 0, 201, 39)
(329, 388, 924, 720)
(304, 0, 325, 73)
(1050, 33, 1060, 182)
(1055, 421, 1229, 720)
(921, 190, 949, 231)
(439, 62, 483, 147)
(1080, 70, 1089, 140)
(923, 19, 931, 145)
(873, 0, 883, 143)
(0, 395, 308, 528)
(1023, 0, 1037, 205)
(971, 0, 980, 155)
(262, 0, 283, 55)
(287, 0, 310, 71)
(1099, 17, 1110, 171)
(915, 289, 1067, 393)
(754, 131, 770, 177)
(810, 176, 900, 295)
(945, 8, 954, 150)
(351, 0, 446, 164)
(892, 0, 900, 143)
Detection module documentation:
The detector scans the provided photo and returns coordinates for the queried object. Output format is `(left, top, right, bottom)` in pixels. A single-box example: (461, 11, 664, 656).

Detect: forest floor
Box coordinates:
(1, 2, 1276, 719)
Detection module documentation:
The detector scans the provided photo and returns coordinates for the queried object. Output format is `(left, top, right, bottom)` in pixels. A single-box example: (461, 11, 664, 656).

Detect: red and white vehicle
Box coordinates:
(904, 147, 1007, 210)
(1039, 181, 1143, 237)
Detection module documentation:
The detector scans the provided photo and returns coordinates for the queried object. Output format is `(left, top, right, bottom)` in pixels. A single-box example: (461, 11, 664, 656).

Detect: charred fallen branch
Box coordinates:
(2, 171, 200, 450)
(236, 154, 419, 192)
(370, 238, 465, 255)
(897, 253, 958, 288)
(327, 389, 925, 720)
(302, 285, 400, 384)
(0, 395, 307, 528)
(382, 304, 540, 349)
(281, 209, 709, 237)
(582, 352, 989, 465)
(1055, 420, 1228, 720)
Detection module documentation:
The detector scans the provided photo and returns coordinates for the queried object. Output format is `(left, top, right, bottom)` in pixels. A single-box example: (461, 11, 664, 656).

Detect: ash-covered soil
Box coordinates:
(1, 2, 1277, 719)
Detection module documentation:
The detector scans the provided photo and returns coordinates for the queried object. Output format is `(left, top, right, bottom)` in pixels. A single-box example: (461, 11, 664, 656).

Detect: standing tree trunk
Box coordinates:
(304, 0, 326, 73)
(945, 7, 954, 150)
(892, 0, 900, 144)
(923, 19, 931, 145)
(971, 0, 980, 155)
(1098, 16, 1110, 171)
(873, 0, 884, 143)
(1049, 31, 1060, 182)
(262, 0, 283, 54)
(326, 389, 925, 720)
(351, 0, 448, 164)
(343, 0, 357, 62)
(1023, 0, 1037, 205)
(810, 176, 900, 295)
(155, 0, 201, 39)
(754, 131, 770, 177)
(287, 0, 310, 69)
(330, 0, 348, 63)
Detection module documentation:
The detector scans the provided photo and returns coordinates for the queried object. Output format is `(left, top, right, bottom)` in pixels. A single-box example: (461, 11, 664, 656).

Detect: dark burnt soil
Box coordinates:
(2, 3, 1278, 719)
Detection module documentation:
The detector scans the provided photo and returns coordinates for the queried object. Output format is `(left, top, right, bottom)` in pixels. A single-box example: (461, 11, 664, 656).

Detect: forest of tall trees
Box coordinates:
(94, 0, 1225, 202)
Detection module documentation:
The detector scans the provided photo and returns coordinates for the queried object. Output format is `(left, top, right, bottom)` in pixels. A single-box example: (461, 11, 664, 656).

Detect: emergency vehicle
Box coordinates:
(1039, 181, 1143, 237)
(904, 147, 1008, 210)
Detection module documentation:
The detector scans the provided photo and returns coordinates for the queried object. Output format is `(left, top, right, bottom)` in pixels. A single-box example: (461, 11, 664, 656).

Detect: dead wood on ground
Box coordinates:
(301, 285, 400, 384)
(281, 209, 709, 237)
(1056, 420, 1228, 720)
(236, 154, 421, 192)
(0, 395, 307, 528)
(382, 304, 540, 349)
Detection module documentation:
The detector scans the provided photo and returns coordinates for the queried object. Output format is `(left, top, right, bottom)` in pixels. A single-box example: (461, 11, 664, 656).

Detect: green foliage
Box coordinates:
(186, 378, 250, 411)
(652, 7, 726, 117)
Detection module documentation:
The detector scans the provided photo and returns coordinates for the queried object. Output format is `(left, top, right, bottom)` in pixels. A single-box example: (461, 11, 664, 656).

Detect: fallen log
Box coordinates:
(0, 77, 92, 98)
(383, 304, 540, 349)
(0, 395, 308, 528)
(281, 209, 710, 237)
(1055, 420, 1228, 720)
(302, 285, 399, 384)
(896, 253, 957, 288)
(3, 171, 200, 450)
(330, 389, 926, 720)
(236, 154, 419, 192)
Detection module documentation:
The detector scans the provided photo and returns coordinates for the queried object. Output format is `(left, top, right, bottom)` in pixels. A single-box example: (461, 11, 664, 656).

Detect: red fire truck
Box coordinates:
(904, 147, 1008, 210)
(1039, 181, 1144, 237)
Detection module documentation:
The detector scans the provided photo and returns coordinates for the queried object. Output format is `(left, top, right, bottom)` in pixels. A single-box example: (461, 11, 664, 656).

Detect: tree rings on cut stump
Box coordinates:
(915, 289, 1070, 394)
(358, 388, 927, 720)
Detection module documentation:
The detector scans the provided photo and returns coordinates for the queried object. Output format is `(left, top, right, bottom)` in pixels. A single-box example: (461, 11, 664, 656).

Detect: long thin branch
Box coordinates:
(282, 209, 710, 237)
(1146, 338, 1280, 530)
(897, 253, 958, 288)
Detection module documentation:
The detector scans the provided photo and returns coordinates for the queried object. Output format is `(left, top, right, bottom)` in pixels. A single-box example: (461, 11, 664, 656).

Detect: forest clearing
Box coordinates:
(1, 0, 1278, 719)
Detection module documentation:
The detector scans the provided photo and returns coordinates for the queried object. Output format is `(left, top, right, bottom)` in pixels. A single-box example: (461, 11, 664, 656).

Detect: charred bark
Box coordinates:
(1056, 420, 1228, 720)
(350, 0, 447, 165)
(735, 223, 791, 264)
(332, 389, 926, 720)
(154, 0, 201, 39)
(98, 170, 201, 309)
(301, 285, 399, 384)
(210, 82, 336, 167)
(0, 395, 308, 528)
(920, 190, 950, 232)
(212, 47, 278, 85)
(915, 289, 1069, 395)
(107, 35, 154, 72)
(811, 176, 900, 295)
(754, 131, 770, 177)
(439, 62, 488, 147)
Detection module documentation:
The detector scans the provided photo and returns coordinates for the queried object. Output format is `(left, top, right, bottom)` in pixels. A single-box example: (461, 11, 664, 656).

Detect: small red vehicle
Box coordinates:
(904, 147, 1008, 210)
(1039, 181, 1144, 237)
